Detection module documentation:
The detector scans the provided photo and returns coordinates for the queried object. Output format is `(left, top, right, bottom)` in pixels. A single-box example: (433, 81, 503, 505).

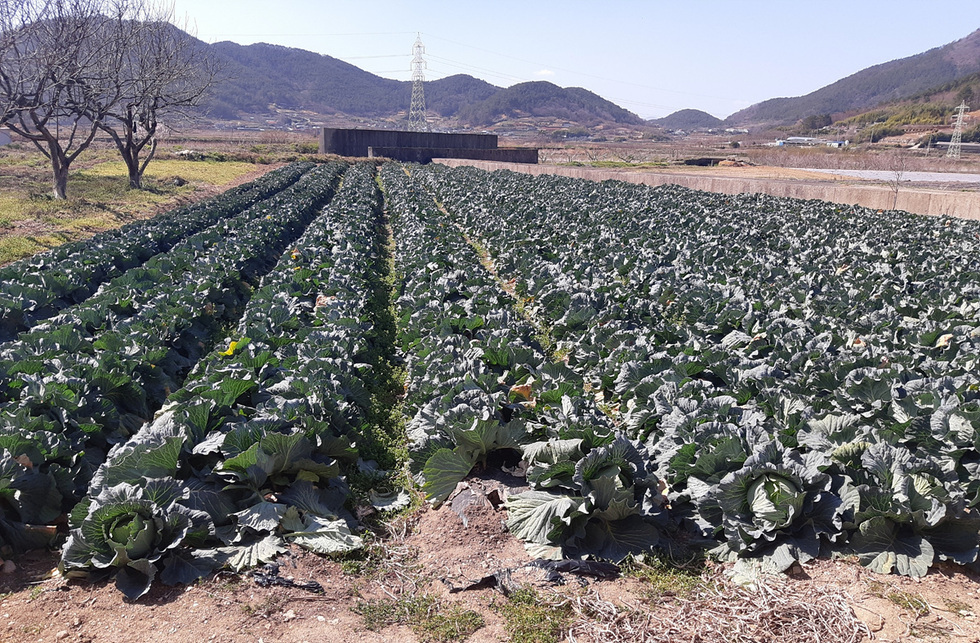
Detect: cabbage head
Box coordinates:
(61, 481, 201, 600)
(700, 441, 845, 571)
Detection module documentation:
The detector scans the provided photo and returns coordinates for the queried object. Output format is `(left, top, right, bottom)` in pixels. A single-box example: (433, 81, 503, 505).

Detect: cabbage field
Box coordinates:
(1, 160, 979, 600)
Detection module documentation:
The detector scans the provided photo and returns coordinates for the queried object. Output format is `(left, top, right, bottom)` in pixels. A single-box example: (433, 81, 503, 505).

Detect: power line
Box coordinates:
(197, 31, 417, 37)
(340, 54, 407, 60)
(422, 32, 737, 103)
(426, 54, 526, 84)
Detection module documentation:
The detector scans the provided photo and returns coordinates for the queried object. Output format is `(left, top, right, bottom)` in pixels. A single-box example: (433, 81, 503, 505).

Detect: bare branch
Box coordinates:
(97, 4, 218, 187)
(0, 0, 144, 197)
(0, 0, 204, 195)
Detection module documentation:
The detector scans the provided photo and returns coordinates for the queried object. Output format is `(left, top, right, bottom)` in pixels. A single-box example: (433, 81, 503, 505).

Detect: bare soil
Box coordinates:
(2, 478, 978, 643)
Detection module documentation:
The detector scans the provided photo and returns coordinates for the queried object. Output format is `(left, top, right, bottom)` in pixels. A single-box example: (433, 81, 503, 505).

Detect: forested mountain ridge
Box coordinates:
(201, 40, 642, 126)
(726, 28, 980, 126)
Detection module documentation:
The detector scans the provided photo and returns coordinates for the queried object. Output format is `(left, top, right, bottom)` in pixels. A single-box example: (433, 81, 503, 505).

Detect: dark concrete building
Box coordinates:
(319, 128, 538, 164)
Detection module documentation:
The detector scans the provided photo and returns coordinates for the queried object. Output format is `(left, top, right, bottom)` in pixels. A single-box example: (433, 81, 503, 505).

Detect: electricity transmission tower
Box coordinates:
(408, 35, 430, 132)
(946, 101, 969, 159)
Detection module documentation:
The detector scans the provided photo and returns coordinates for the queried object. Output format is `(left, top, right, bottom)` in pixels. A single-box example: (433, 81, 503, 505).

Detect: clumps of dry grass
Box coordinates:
(562, 566, 870, 643)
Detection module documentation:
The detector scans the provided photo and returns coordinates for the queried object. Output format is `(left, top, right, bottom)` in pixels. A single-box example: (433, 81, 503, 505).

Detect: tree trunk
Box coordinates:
(124, 152, 142, 189)
(53, 164, 69, 199)
(50, 145, 70, 200)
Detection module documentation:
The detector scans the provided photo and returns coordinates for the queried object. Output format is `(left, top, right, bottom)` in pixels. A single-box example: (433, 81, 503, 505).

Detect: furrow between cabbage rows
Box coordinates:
(383, 163, 667, 562)
(0, 163, 348, 571)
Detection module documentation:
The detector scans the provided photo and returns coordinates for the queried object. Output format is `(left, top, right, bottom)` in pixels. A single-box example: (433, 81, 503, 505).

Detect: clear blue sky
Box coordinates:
(168, 0, 980, 120)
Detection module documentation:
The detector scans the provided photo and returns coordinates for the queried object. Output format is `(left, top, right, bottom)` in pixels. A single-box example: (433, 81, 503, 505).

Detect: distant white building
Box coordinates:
(775, 136, 848, 148)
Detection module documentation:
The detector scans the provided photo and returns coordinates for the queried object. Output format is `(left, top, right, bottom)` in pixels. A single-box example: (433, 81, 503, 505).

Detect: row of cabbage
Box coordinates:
(56, 163, 391, 599)
(0, 162, 314, 341)
(421, 164, 980, 578)
(0, 163, 345, 561)
(383, 163, 672, 562)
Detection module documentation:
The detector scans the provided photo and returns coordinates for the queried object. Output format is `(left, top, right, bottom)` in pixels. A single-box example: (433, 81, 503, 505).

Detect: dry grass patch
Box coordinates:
(82, 158, 256, 185)
(0, 151, 261, 265)
(561, 566, 871, 643)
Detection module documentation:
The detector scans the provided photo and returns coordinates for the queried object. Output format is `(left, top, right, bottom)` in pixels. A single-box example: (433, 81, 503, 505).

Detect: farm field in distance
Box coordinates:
(1, 142, 980, 641)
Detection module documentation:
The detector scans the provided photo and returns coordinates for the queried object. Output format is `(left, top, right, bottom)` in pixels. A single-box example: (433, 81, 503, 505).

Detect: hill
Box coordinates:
(726, 28, 980, 126)
(208, 41, 404, 116)
(201, 40, 640, 127)
(455, 81, 644, 126)
(649, 109, 723, 130)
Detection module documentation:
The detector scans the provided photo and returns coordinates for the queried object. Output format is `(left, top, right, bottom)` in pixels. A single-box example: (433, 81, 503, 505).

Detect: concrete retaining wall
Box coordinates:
(320, 128, 497, 157)
(435, 159, 980, 220)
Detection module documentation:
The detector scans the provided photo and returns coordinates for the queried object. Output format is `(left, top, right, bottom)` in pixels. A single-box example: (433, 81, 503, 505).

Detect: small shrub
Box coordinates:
(352, 594, 484, 642)
(623, 553, 706, 599)
(495, 589, 572, 643)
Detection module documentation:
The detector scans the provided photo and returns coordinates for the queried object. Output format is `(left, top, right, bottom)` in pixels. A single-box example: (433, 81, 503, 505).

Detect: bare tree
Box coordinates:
(0, 0, 136, 198)
(98, 8, 216, 189)
(0, 9, 13, 127)
(887, 152, 909, 210)
(616, 151, 637, 164)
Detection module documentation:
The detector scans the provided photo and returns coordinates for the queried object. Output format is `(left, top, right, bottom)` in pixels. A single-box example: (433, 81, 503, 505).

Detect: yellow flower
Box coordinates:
(220, 340, 239, 356)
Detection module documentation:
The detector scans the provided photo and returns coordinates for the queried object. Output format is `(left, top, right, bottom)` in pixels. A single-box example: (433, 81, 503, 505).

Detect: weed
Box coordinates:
(205, 573, 243, 595)
(346, 202, 407, 476)
(888, 589, 930, 618)
(352, 596, 399, 629)
(352, 594, 484, 642)
(622, 553, 706, 599)
(908, 622, 949, 639)
(340, 557, 368, 576)
(338, 540, 388, 578)
(865, 579, 931, 618)
(495, 588, 572, 643)
(27, 585, 44, 601)
(241, 592, 286, 618)
(552, 344, 571, 361)
(82, 159, 255, 187)
(21, 624, 43, 635)
(865, 579, 889, 598)
(587, 160, 670, 169)
(943, 598, 975, 616)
